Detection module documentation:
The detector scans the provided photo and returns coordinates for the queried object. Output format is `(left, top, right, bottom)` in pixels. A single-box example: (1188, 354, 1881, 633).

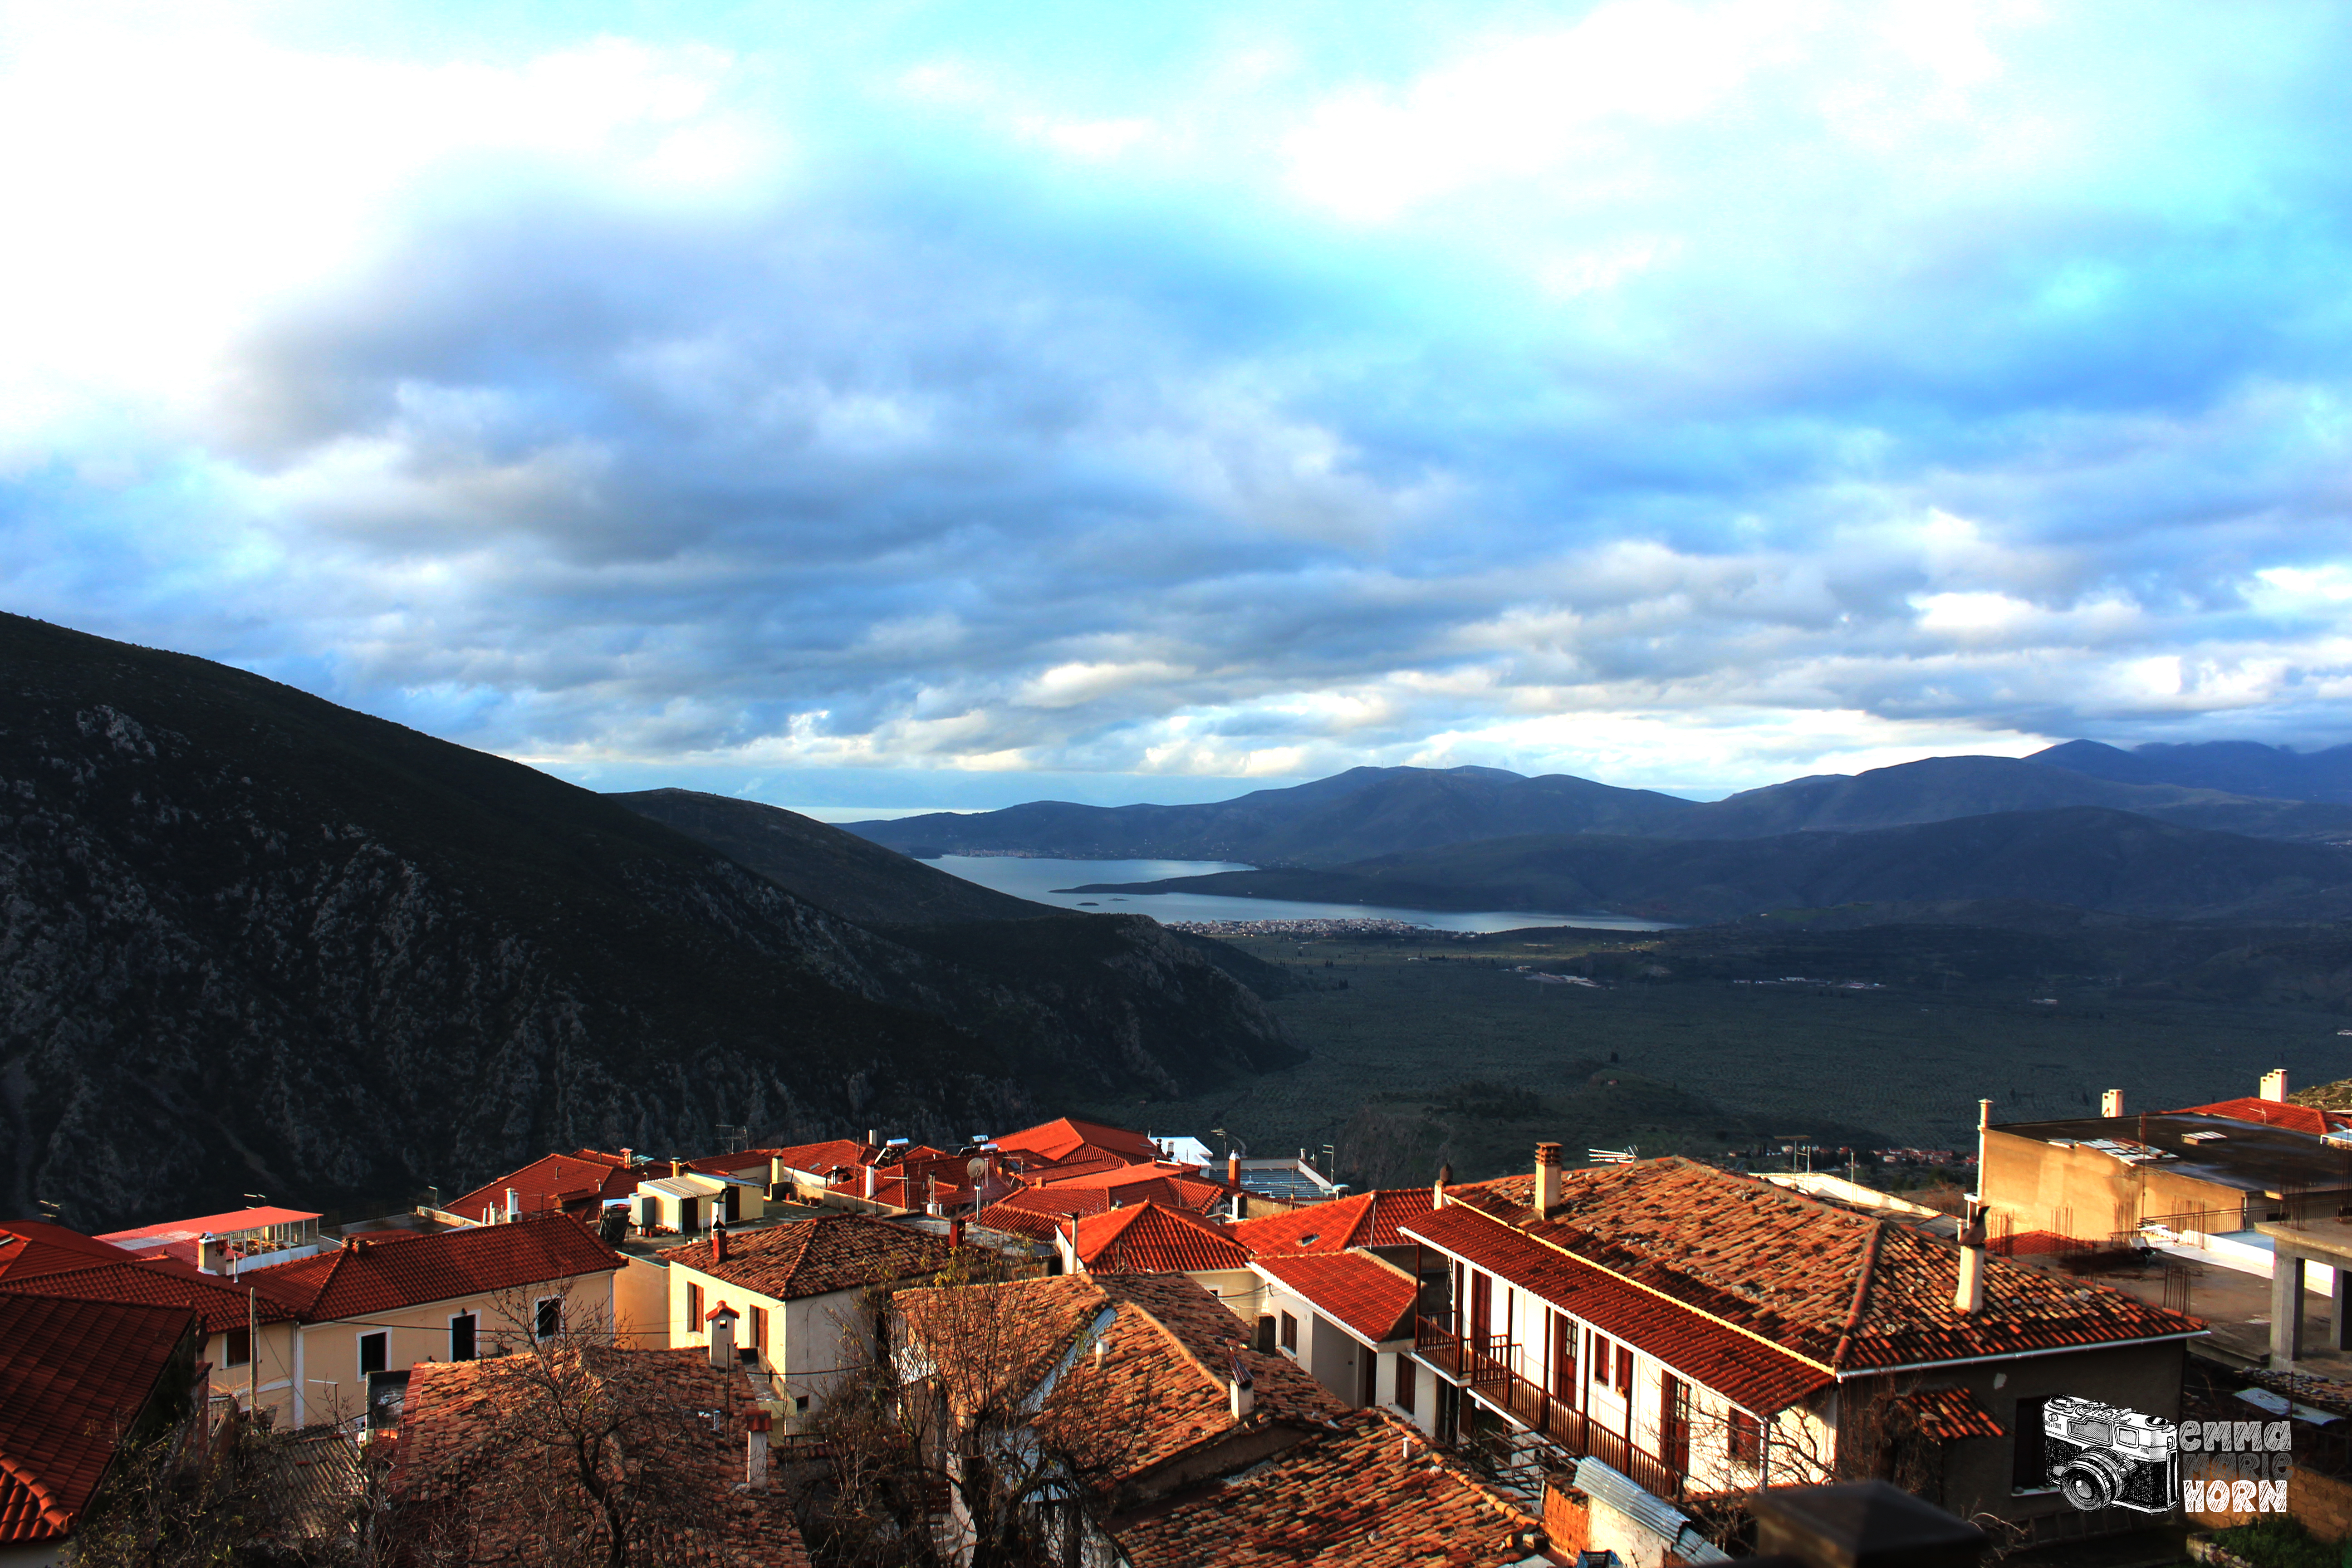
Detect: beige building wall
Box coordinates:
(288, 1269, 618, 1427)
(1981, 1127, 2259, 1243)
(614, 1254, 671, 1349)
(203, 1317, 301, 1427)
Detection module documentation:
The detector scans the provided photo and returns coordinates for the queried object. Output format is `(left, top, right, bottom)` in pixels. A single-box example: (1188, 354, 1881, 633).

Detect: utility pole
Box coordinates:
(248, 1286, 259, 1416)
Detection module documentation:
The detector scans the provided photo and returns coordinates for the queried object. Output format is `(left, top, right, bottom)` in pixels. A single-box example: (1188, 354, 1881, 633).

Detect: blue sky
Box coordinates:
(6, 1, 2352, 812)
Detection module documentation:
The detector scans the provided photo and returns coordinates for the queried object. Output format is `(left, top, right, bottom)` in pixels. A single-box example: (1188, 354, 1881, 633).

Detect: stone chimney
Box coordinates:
(2100, 1089, 2124, 1118)
(196, 1233, 226, 1274)
(1533, 1142, 1562, 1217)
(745, 1411, 771, 1490)
(1432, 1161, 1453, 1210)
(708, 1304, 738, 1368)
(1954, 1198, 1987, 1316)
(712, 1221, 729, 1265)
(2262, 1068, 2289, 1103)
(505, 1188, 521, 1222)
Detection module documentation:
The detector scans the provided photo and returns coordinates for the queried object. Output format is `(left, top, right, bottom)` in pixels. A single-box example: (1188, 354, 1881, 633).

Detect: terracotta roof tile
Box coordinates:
(0, 1222, 143, 1283)
(996, 1118, 1160, 1166)
(1116, 1408, 1540, 1568)
(257, 1212, 622, 1322)
(0, 1293, 199, 1544)
(754, 1139, 875, 1177)
(900, 1272, 1345, 1492)
(1229, 1189, 1437, 1254)
(0, 1258, 299, 1334)
(658, 1214, 952, 1302)
(445, 1153, 638, 1224)
(1072, 1204, 1251, 1274)
(389, 1347, 808, 1565)
(1252, 1252, 1419, 1345)
(2177, 1097, 2348, 1137)
(1901, 1385, 2006, 1441)
(1438, 1158, 2203, 1374)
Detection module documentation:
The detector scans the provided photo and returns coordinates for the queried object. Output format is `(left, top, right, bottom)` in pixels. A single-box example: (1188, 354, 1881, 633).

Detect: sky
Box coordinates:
(6, 1, 2352, 813)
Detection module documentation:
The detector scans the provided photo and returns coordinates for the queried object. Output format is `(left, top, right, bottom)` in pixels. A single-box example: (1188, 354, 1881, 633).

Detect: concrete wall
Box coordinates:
(613, 1254, 670, 1348)
(1981, 1128, 2256, 1245)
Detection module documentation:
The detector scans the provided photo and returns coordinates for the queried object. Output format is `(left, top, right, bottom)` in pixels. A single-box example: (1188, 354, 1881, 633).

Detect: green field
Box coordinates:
(1074, 925, 2352, 1188)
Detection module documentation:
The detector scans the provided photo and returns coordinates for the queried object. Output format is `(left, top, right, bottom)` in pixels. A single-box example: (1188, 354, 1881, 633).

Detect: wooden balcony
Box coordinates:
(1413, 1316, 1687, 1502)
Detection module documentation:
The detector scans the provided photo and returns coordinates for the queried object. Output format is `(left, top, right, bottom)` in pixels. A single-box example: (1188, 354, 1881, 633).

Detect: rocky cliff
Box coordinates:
(0, 615, 1296, 1230)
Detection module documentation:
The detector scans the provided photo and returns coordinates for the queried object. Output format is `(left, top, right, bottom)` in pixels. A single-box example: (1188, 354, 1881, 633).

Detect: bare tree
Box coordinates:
(799, 1254, 1149, 1568)
(386, 1284, 780, 1568)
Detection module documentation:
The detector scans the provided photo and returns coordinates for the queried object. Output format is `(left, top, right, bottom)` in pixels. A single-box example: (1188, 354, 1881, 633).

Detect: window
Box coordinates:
(1615, 1344, 1634, 1396)
(794, 1394, 810, 1413)
(688, 1280, 703, 1329)
(1280, 1312, 1299, 1352)
(223, 1328, 251, 1367)
(1590, 1333, 1612, 1385)
(1395, 1353, 1415, 1414)
(2012, 1395, 2055, 1493)
(358, 1332, 387, 1375)
(450, 1313, 478, 1362)
(535, 1297, 562, 1340)
(1730, 1410, 1763, 1468)
(752, 1304, 768, 1353)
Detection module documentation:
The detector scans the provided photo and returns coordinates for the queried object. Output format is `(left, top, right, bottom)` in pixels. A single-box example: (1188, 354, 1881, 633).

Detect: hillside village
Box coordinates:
(15, 1073, 2352, 1566)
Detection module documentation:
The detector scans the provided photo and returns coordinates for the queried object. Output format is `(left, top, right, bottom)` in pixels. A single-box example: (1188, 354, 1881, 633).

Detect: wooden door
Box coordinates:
(1469, 1271, 1493, 1354)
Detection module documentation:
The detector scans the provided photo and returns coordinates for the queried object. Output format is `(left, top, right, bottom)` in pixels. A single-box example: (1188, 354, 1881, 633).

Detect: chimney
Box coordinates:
(620, 1147, 633, 1165)
(769, 1155, 784, 1191)
(2100, 1089, 2124, 1118)
(197, 1233, 225, 1274)
(745, 1411, 771, 1490)
(1955, 1198, 1987, 1315)
(1977, 1098, 1993, 1130)
(862, 1164, 877, 1200)
(948, 1218, 965, 1250)
(505, 1188, 521, 1222)
(1533, 1142, 1562, 1216)
(1227, 1150, 1240, 1186)
(2263, 1068, 2289, 1103)
(672, 1159, 684, 1178)
(1227, 1349, 1254, 1422)
(1433, 1161, 1453, 1210)
(708, 1304, 738, 1368)
(712, 1221, 729, 1265)
(866, 1128, 878, 1149)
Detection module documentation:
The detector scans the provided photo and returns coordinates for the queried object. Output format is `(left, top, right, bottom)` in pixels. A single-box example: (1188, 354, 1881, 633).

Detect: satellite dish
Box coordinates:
(966, 1156, 990, 1183)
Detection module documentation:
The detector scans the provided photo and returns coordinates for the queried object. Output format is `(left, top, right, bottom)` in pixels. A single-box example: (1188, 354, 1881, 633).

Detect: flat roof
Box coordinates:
(2258, 1218, 2352, 1267)
(98, 1206, 320, 1241)
(1993, 1113, 2352, 1196)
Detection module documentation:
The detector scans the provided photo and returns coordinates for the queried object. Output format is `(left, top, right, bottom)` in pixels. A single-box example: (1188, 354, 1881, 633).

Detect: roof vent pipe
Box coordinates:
(2263, 1068, 2290, 1103)
(1955, 1197, 1988, 1316)
(862, 1164, 877, 1201)
(1534, 1143, 1562, 1218)
(505, 1188, 520, 1222)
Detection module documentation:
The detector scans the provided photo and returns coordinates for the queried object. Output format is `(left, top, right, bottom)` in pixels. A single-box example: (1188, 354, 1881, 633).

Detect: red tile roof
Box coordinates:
(1440, 1157, 2204, 1377)
(1251, 1252, 1419, 1345)
(975, 1201, 1074, 1243)
(1071, 1204, 1251, 1275)
(390, 1347, 809, 1565)
(1901, 1385, 2006, 1441)
(1229, 1189, 1436, 1254)
(255, 1212, 622, 1321)
(0, 1257, 300, 1334)
(2177, 1098, 2349, 1137)
(1115, 1408, 1540, 1568)
(0, 1222, 142, 1283)
(658, 1215, 954, 1302)
(1405, 1201, 1833, 1416)
(757, 1139, 875, 1178)
(0, 1293, 199, 1544)
(444, 1152, 638, 1224)
(996, 1117, 1160, 1167)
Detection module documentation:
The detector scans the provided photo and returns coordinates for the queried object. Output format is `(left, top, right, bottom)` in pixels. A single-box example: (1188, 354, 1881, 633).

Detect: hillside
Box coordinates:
(843, 764, 1696, 865)
(0, 614, 1296, 1230)
(1065, 807, 2352, 924)
(2036, 738, 2352, 804)
(1661, 754, 2352, 843)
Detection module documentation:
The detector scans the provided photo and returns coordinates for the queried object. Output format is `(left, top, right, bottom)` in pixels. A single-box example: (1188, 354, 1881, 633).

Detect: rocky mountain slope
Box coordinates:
(1066, 807, 2352, 924)
(0, 615, 1296, 1230)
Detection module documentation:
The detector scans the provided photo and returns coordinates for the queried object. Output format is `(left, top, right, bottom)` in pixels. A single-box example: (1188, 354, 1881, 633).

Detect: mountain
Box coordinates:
(1659, 755, 2352, 843)
(1063, 807, 2352, 925)
(2033, 739, 2352, 804)
(844, 765, 1697, 866)
(0, 614, 1296, 1230)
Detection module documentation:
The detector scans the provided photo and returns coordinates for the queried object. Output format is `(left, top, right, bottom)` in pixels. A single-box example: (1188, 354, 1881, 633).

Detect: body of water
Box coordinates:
(926, 856, 1675, 934)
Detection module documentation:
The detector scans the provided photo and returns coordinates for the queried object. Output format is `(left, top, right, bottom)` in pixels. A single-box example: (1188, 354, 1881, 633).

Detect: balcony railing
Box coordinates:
(1413, 1315, 1686, 1502)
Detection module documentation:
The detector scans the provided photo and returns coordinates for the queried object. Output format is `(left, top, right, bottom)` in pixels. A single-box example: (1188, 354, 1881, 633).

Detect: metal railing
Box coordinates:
(1414, 1316, 1685, 1501)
